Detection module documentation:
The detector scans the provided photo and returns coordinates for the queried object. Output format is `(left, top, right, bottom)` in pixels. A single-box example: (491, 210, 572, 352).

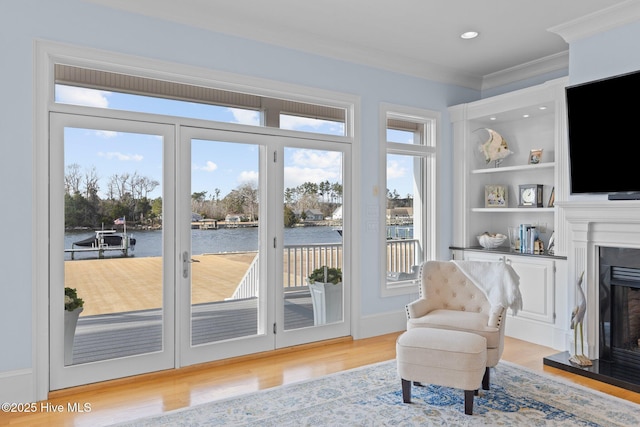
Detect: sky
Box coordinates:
(56, 85, 414, 200)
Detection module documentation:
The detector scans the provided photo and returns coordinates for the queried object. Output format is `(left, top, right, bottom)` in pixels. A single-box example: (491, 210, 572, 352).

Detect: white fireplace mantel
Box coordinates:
(557, 200, 640, 358)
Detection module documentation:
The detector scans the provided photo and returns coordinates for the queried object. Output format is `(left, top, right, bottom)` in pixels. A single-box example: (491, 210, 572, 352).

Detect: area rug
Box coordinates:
(113, 360, 640, 426)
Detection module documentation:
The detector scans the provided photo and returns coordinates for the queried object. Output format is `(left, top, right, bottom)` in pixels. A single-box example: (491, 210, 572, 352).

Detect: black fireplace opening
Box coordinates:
(599, 248, 640, 378)
(544, 246, 640, 393)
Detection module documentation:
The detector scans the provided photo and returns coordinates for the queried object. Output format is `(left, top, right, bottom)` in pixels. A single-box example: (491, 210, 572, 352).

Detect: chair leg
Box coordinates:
(482, 367, 490, 390)
(401, 378, 412, 403)
(464, 390, 474, 415)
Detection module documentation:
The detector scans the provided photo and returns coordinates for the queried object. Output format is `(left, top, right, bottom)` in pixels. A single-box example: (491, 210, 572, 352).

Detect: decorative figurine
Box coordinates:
(569, 271, 592, 366)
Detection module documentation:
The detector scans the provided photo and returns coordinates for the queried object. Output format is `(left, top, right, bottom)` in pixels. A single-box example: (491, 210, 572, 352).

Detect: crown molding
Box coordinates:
(481, 51, 569, 91)
(548, 0, 640, 43)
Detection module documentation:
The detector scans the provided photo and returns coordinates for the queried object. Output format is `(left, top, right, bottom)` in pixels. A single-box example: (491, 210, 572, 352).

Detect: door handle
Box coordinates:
(182, 251, 200, 278)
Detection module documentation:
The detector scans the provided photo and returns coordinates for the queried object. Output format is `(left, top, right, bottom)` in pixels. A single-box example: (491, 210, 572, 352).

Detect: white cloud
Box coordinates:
(284, 149, 342, 188)
(56, 85, 111, 108)
(280, 115, 338, 131)
(98, 151, 144, 162)
(96, 130, 118, 139)
(193, 160, 218, 172)
(229, 108, 260, 126)
(387, 160, 407, 179)
(284, 166, 339, 188)
(291, 149, 342, 169)
(238, 170, 258, 185)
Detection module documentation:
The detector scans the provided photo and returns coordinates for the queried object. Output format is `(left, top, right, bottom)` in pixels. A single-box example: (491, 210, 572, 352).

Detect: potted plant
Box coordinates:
(64, 287, 84, 365)
(307, 266, 343, 325)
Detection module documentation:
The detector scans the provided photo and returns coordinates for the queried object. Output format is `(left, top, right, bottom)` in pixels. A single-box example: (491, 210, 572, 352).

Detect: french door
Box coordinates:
(49, 113, 176, 389)
(50, 115, 349, 389)
(178, 127, 350, 365)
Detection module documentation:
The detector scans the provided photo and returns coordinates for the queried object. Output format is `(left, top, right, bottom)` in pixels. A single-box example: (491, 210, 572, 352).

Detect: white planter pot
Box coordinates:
(64, 307, 83, 365)
(308, 282, 343, 325)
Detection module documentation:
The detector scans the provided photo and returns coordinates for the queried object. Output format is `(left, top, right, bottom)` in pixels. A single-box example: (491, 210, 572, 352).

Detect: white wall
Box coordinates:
(0, 0, 479, 386)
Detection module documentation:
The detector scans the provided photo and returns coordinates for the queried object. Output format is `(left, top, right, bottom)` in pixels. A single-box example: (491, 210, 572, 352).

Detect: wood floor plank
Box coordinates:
(2, 334, 639, 427)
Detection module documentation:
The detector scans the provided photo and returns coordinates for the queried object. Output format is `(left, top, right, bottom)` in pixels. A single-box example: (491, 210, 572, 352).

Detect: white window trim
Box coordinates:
(379, 103, 439, 297)
(33, 39, 362, 400)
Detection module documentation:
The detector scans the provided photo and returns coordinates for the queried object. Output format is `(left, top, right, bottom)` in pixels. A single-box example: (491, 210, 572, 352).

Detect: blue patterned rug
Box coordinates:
(113, 360, 640, 426)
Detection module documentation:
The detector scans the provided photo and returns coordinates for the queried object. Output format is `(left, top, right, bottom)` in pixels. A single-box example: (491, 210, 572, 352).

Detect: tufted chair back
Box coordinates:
(405, 260, 507, 389)
(416, 261, 493, 315)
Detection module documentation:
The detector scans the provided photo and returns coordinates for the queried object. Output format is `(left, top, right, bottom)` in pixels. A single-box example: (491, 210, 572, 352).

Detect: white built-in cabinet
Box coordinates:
(448, 78, 569, 349)
(463, 251, 555, 324)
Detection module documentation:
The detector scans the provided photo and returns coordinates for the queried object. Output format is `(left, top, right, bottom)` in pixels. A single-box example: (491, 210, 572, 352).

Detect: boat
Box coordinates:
(73, 229, 136, 249)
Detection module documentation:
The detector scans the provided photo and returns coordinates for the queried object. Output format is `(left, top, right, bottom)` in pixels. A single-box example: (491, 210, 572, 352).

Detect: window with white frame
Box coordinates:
(381, 105, 437, 295)
(54, 64, 346, 136)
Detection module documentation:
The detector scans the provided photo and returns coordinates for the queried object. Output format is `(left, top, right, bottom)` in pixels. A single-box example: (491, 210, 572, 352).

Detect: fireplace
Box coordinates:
(598, 247, 640, 386)
(542, 201, 640, 393)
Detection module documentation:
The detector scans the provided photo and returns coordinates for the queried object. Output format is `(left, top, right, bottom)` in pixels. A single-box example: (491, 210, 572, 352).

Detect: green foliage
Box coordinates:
(308, 266, 342, 285)
(283, 205, 298, 227)
(64, 287, 84, 312)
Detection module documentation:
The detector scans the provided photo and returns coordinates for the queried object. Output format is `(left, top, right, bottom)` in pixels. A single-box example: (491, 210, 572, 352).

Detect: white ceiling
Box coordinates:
(84, 0, 637, 89)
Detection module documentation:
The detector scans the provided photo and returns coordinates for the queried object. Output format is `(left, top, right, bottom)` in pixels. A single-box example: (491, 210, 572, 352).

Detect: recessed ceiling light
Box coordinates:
(460, 31, 479, 40)
(489, 117, 497, 121)
(523, 114, 530, 118)
(539, 106, 547, 110)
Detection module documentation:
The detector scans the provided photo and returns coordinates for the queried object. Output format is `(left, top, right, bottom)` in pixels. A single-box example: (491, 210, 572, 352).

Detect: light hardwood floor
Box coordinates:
(2, 334, 639, 426)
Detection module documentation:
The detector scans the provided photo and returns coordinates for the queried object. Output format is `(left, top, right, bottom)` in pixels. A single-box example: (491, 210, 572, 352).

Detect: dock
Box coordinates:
(65, 246, 131, 260)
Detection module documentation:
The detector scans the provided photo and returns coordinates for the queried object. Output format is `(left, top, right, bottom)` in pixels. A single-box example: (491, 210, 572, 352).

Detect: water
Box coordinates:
(64, 226, 342, 260)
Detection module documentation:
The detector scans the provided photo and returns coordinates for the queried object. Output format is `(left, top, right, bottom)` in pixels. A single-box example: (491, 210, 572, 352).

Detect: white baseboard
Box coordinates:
(355, 309, 406, 340)
(506, 317, 558, 349)
(0, 369, 34, 403)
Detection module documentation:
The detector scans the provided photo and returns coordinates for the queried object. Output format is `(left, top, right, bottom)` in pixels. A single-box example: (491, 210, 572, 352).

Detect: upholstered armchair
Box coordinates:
(405, 260, 521, 390)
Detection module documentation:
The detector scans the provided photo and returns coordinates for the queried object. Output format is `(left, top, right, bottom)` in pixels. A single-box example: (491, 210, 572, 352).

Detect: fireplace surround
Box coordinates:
(543, 201, 640, 392)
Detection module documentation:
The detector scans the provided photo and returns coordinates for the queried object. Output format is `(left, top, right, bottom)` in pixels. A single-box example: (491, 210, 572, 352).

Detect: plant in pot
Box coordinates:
(307, 266, 343, 325)
(64, 287, 84, 365)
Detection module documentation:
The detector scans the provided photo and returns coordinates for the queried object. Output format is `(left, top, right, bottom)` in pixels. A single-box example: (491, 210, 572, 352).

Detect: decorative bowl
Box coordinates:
(477, 233, 507, 249)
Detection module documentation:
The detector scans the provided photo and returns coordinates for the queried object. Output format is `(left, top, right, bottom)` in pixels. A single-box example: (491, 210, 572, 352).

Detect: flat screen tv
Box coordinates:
(566, 70, 640, 199)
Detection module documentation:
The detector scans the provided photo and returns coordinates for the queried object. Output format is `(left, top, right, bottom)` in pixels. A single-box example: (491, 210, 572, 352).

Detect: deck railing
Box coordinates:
(228, 254, 260, 300)
(230, 239, 418, 299)
(283, 243, 342, 290)
(386, 238, 420, 273)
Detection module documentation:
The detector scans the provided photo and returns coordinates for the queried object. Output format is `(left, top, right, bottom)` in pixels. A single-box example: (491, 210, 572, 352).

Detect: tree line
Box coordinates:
(192, 180, 343, 227)
(64, 163, 160, 228)
(64, 164, 345, 229)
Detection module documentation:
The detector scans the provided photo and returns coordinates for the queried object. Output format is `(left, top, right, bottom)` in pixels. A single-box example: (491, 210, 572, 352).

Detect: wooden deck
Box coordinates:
(70, 292, 314, 365)
(65, 253, 258, 316)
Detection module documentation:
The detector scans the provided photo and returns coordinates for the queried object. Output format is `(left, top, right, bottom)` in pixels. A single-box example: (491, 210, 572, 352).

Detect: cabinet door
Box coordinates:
(463, 252, 555, 324)
(508, 257, 555, 324)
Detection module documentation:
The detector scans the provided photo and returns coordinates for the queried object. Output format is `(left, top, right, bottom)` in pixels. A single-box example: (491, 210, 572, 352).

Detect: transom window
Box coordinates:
(54, 65, 346, 136)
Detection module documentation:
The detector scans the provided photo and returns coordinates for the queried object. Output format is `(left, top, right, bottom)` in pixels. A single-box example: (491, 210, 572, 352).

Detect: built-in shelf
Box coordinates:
(449, 77, 568, 350)
(472, 207, 555, 213)
(471, 162, 555, 174)
(450, 245, 566, 260)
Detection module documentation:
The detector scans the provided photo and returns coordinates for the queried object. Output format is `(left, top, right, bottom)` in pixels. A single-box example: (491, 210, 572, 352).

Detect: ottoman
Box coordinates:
(396, 328, 487, 415)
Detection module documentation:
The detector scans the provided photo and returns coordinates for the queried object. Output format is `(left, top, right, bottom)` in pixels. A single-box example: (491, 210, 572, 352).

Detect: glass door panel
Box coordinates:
(282, 147, 345, 332)
(189, 139, 260, 345)
(50, 113, 175, 390)
(179, 129, 272, 366)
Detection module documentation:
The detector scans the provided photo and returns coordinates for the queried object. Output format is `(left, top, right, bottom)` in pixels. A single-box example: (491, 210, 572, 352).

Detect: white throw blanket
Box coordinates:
(452, 260, 523, 315)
